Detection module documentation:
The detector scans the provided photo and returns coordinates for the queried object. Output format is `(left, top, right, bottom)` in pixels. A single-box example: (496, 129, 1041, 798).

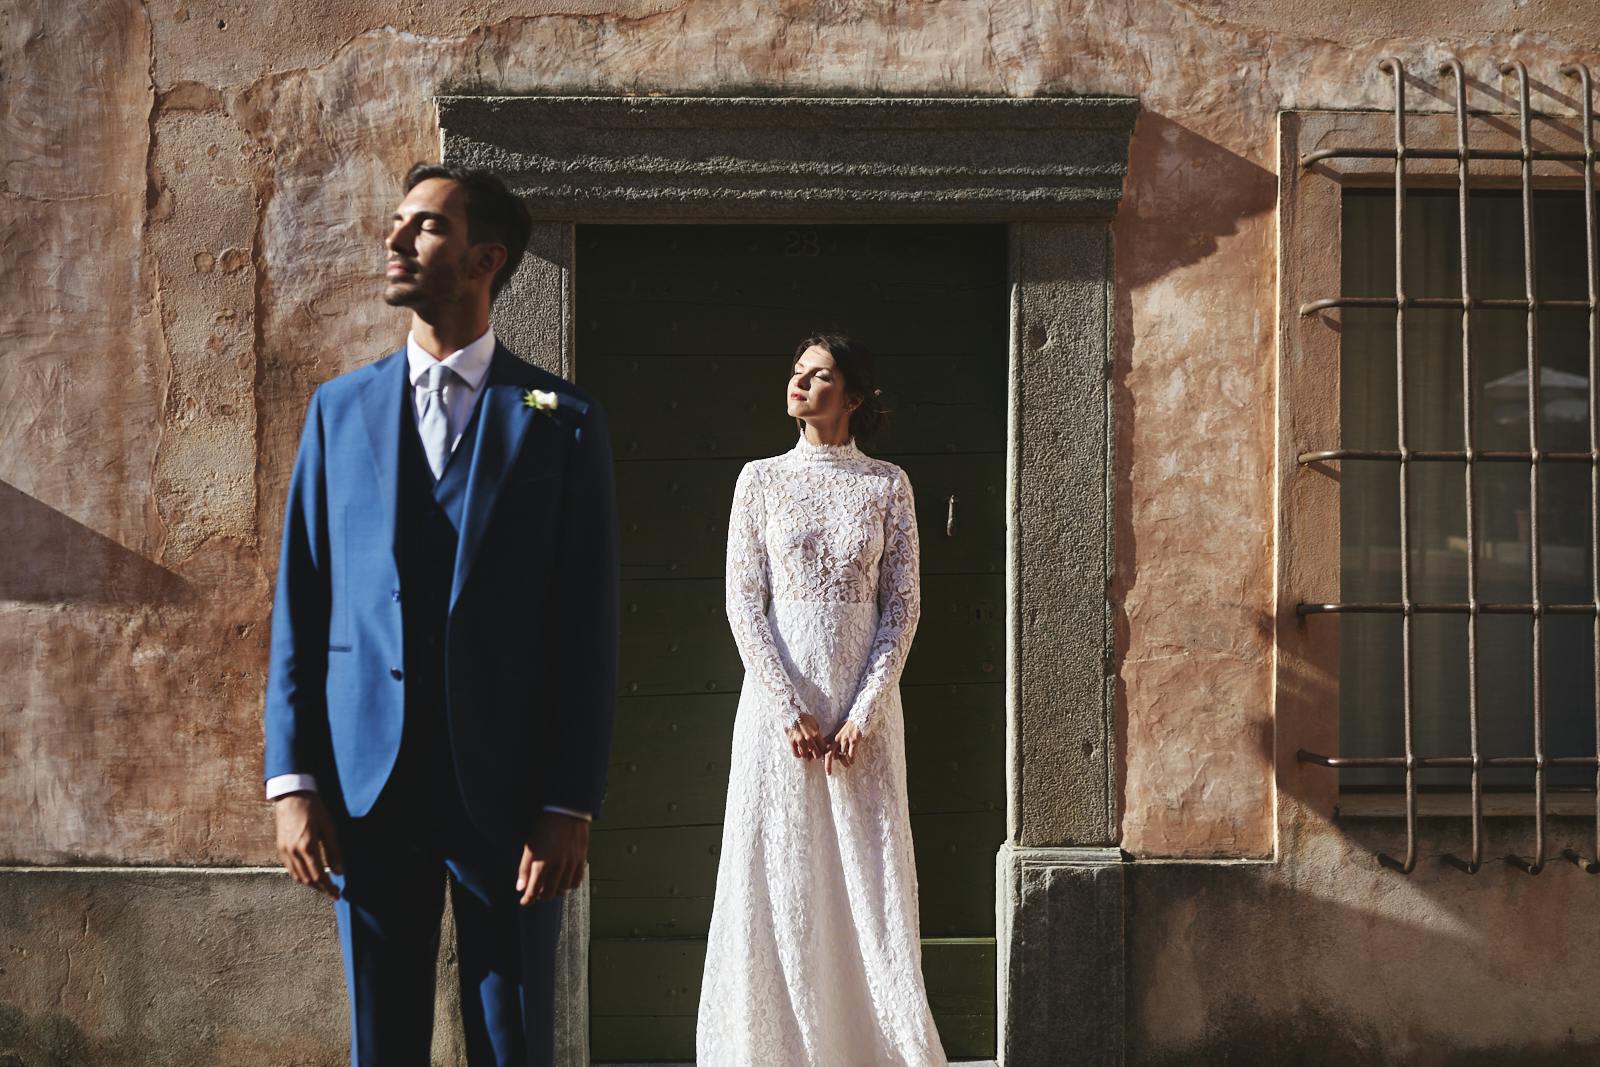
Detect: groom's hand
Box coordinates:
(274, 792, 342, 900)
(517, 811, 590, 906)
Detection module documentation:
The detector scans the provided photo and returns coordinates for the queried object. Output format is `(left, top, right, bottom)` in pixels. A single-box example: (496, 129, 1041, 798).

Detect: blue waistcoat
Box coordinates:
(383, 379, 484, 807)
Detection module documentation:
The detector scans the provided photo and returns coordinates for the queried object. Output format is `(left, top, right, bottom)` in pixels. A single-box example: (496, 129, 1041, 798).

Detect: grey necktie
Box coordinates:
(418, 363, 456, 480)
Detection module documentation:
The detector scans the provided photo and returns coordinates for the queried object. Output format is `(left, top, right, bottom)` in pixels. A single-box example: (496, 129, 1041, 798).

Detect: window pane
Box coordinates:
(1339, 188, 1597, 791)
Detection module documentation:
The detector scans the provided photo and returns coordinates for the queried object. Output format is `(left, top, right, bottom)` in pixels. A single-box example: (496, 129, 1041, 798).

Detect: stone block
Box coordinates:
(0, 868, 588, 1067)
(996, 845, 1125, 1067)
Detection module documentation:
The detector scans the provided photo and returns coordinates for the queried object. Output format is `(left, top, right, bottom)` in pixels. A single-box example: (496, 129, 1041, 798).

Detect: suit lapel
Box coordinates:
(451, 344, 541, 610)
(357, 349, 408, 567)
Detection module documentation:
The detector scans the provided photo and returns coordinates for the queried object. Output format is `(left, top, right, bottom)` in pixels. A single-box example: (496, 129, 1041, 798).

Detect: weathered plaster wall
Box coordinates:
(8, 0, 1600, 1059)
(12, 0, 1600, 867)
(0, 869, 486, 1065)
(0, 870, 349, 1064)
(1127, 805, 1600, 1062)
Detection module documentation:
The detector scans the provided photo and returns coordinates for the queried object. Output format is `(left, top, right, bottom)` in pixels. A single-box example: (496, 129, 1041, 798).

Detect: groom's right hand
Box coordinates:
(275, 792, 343, 900)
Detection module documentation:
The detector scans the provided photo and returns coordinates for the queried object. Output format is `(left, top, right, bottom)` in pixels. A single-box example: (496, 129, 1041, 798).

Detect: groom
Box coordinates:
(262, 163, 618, 1065)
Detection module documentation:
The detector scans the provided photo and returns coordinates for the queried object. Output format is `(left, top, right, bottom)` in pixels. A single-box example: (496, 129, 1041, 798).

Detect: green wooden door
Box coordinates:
(578, 223, 1007, 1062)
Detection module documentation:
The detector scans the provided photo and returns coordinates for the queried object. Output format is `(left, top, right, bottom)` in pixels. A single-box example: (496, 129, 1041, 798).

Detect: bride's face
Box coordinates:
(787, 345, 859, 427)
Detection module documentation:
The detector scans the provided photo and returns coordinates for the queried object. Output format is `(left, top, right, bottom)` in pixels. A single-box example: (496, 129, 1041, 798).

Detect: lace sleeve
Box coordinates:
(845, 467, 921, 736)
(725, 463, 810, 730)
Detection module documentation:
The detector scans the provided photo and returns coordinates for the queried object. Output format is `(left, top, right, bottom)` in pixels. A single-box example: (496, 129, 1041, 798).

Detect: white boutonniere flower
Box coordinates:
(522, 388, 560, 415)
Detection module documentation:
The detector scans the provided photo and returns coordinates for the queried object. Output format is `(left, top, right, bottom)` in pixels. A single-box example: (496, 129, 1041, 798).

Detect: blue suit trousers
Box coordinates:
(329, 753, 563, 1067)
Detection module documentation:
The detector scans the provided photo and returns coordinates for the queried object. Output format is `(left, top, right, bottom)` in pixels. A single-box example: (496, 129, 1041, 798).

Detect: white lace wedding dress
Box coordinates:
(696, 434, 948, 1067)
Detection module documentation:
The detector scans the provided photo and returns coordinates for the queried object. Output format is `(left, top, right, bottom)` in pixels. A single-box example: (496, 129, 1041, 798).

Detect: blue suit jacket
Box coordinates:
(262, 343, 619, 844)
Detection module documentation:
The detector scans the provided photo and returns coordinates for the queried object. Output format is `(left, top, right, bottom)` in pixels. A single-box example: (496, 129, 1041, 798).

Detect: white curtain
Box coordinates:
(1340, 189, 1595, 790)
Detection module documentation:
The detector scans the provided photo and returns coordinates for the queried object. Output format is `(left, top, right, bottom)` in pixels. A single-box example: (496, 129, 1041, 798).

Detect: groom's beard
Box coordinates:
(384, 253, 467, 309)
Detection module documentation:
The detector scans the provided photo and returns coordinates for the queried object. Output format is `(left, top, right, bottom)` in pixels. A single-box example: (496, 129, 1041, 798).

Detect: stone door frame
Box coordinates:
(441, 93, 1138, 1066)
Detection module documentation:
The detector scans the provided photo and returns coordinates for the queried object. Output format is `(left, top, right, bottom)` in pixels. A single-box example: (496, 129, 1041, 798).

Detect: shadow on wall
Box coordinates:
(1126, 813, 1600, 1064)
(0, 870, 353, 1067)
(1108, 111, 1279, 835)
(1113, 112, 1278, 290)
(0, 482, 189, 604)
(0, 1003, 149, 1067)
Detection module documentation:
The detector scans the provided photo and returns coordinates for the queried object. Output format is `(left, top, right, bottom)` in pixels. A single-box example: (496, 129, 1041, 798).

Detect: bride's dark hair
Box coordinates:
(792, 332, 889, 441)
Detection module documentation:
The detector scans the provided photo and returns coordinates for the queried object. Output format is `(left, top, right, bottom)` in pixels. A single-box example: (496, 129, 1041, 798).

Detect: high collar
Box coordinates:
(790, 433, 863, 462)
(405, 326, 496, 391)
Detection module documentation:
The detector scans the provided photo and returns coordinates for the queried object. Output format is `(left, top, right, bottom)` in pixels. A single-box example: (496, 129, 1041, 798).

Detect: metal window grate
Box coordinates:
(1295, 58, 1600, 875)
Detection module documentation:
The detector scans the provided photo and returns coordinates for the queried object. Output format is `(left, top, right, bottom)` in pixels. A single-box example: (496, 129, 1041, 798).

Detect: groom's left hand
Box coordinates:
(517, 811, 591, 906)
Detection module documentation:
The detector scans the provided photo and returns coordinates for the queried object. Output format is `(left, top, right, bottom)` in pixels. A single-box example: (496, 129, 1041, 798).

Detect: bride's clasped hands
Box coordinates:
(784, 712, 863, 774)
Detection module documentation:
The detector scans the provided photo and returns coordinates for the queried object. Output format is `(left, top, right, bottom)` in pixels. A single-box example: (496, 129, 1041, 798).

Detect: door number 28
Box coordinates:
(783, 229, 821, 257)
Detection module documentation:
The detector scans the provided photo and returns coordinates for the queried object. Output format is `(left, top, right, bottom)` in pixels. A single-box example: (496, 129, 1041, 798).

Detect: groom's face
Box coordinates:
(383, 177, 476, 310)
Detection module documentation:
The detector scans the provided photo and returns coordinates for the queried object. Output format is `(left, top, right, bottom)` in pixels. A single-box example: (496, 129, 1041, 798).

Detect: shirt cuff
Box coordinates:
(266, 773, 319, 800)
(542, 805, 593, 822)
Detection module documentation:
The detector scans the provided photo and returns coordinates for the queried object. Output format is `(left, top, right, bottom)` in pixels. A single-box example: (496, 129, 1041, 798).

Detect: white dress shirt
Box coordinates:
(266, 328, 591, 821)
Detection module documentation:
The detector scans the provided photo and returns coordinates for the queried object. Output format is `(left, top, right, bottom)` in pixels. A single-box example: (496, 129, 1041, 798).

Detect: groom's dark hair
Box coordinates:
(403, 162, 533, 301)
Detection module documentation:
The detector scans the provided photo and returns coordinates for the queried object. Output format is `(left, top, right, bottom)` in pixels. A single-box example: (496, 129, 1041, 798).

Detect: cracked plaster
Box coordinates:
(8, 0, 1600, 1058)
(7, 0, 1600, 870)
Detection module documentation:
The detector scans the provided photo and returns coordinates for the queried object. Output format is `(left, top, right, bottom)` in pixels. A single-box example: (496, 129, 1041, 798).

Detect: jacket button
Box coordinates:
(392, 589, 402, 602)
(390, 667, 404, 680)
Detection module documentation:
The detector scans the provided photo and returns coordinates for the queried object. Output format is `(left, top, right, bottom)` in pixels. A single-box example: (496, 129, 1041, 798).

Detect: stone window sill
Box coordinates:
(1336, 792, 1597, 819)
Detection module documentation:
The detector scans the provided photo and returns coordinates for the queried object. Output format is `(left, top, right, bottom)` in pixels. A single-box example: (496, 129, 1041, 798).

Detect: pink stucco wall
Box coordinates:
(13, 1, 1600, 1057)
(6, 0, 1599, 862)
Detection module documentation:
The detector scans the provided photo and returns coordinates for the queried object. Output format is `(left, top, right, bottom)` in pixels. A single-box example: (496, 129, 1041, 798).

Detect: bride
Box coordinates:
(696, 333, 948, 1066)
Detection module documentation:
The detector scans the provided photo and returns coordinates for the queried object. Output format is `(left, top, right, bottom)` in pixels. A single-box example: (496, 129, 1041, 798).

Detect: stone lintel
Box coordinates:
(439, 95, 1139, 222)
